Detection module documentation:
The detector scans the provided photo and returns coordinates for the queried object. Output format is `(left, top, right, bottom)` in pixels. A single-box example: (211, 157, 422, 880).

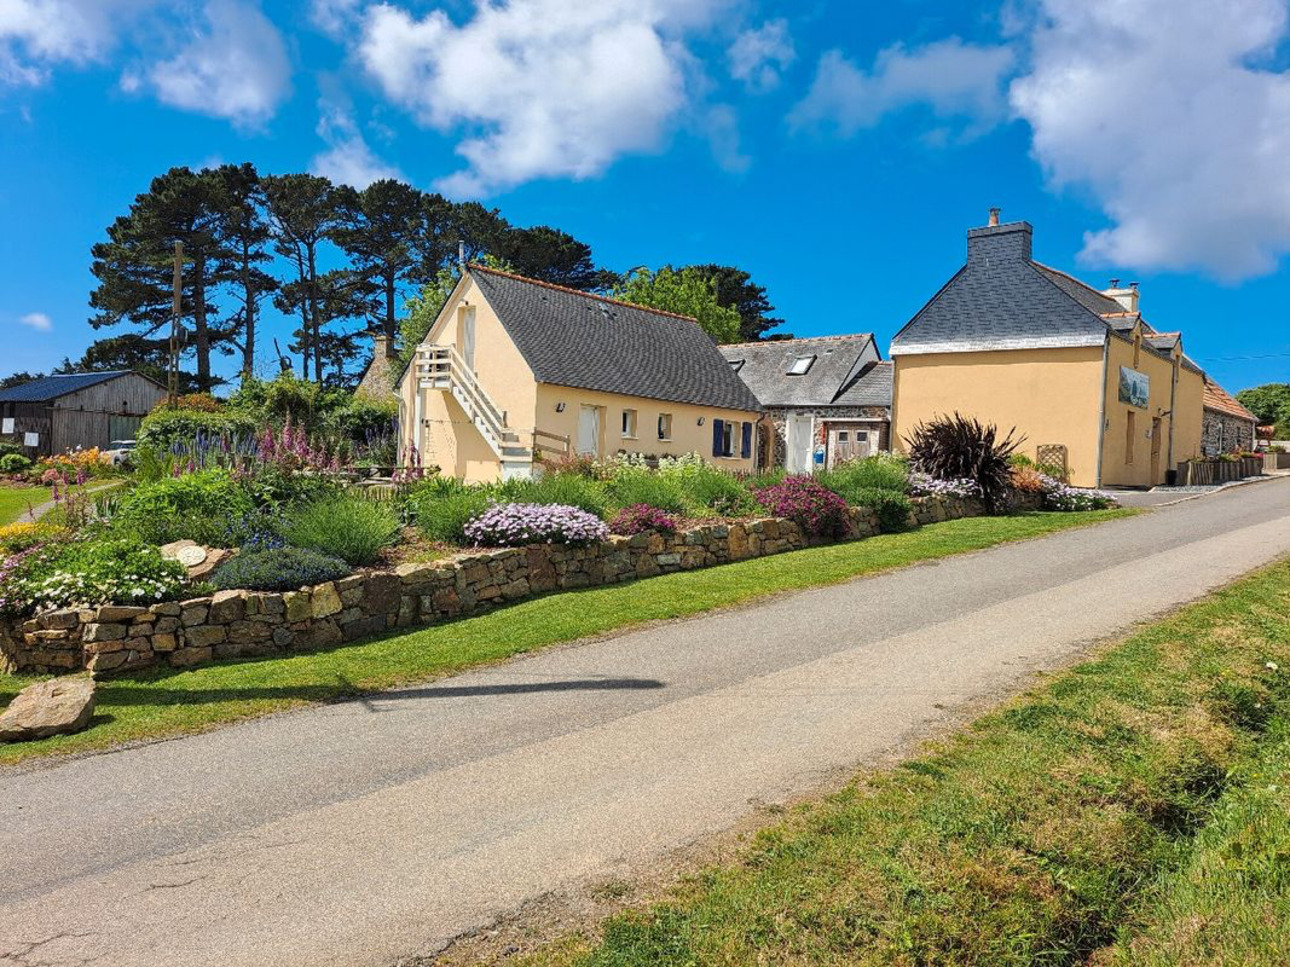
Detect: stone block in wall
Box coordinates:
(227, 620, 273, 644)
(84, 623, 127, 643)
(283, 591, 312, 623)
(337, 575, 366, 606)
(95, 605, 148, 623)
(152, 633, 177, 652)
(310, 582, 342, 619)
(364, 574, 402, 615)
(40, 609, 80, 631)
(208, 590, 246, 624)
(170, 646, 212, 667)
(181, 602, 210, 627)
(342, 615, 386, 642)
(184, 625, 226, 648)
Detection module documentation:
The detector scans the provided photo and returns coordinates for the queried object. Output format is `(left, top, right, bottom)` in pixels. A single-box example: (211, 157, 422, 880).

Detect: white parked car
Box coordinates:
(104, 439, 138, 467)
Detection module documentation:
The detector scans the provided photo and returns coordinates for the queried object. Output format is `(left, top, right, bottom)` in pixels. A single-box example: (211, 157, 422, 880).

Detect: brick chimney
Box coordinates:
(967, 211, 1033, 266)
(356, 330, 398, 400)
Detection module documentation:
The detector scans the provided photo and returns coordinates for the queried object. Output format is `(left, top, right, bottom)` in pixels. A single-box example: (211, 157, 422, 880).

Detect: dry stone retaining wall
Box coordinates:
(0, 494, 1011, 676)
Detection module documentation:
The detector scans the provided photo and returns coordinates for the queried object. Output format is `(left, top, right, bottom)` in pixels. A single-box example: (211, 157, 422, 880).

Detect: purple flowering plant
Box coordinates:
(464, 502, 611, 548)
(609, 504, 680, 536)
(753, 475, 849, 539)
(908, 472, 981, 500)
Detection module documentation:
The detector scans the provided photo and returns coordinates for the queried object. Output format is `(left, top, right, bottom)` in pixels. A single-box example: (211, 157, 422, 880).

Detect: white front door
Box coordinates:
(577, 405, 601, 455)
(785, 414, 814, 473)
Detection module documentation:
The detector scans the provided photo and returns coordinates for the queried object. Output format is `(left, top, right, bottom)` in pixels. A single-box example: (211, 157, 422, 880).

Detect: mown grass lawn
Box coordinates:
(0, 485, 46, 525)
(511, 557, 1290, 967)
(0, 509, 1131, 766)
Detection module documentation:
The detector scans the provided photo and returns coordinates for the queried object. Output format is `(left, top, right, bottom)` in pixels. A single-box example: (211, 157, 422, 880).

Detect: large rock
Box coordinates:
(0, 677, 96, 742)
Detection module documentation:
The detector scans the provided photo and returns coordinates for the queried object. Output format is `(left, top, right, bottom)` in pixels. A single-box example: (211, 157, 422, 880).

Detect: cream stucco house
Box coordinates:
(396, 264, 763, 482)
(890, 213, 1207, 488)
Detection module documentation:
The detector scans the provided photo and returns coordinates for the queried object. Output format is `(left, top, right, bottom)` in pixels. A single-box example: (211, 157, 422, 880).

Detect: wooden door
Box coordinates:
(829, 427, 872, 467)
(1150, 417, 1162, 483)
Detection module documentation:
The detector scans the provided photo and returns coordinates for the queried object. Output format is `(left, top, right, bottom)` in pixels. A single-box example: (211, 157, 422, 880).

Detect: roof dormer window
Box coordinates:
(787, 355, 816, 375)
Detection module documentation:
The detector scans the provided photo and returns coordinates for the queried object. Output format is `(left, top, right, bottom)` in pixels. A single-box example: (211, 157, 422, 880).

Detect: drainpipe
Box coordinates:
(1167, 359, 1179, 479)
(1095, 335, 1109, 487)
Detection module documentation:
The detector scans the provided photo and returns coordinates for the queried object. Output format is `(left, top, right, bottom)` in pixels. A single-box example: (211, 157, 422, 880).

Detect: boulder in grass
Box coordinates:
(0, 677, 96, 743)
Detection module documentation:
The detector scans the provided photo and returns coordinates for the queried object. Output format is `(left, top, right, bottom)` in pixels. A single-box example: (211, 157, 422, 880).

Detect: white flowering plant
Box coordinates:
(464, 502, 610, 547)
(0, 535, 188, 618)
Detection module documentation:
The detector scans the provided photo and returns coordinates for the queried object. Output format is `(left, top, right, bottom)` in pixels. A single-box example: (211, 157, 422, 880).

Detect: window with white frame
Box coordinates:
(786, 355, 816, 375)
(657, 413, 673, 441)
(621, 408, 638, 438)
(721, 420, 735, 456)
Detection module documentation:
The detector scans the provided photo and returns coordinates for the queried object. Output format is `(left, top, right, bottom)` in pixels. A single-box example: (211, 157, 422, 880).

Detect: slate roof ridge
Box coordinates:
(1023, 261, 1121, 328)
(1031, 261, 1127, 313)
(467, 263, 701, 324)
(721, 334, 875, 349)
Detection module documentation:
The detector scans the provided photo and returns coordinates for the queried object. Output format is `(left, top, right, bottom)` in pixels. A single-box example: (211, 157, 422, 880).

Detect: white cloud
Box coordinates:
(18, 311, 52, 331)
(309, 0, 363, 38)
(355, 0, 732, 196)
(728, 19, 794, 92)
(703, 103, 749, 173)
(310, 100, 401, 188)
(1010, 0, 1290, 280)
(144, 0, 290, 127)
(790, 38, 1015, 138)
(0, 0, 151, 85)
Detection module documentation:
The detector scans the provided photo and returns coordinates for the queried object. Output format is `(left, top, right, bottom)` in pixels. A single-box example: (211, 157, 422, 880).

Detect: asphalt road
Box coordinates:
(3, 479, 1290, 967)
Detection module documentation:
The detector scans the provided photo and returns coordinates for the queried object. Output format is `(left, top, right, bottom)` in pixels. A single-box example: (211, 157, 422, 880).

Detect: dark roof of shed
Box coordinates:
(468, 265, 761, 412)
(717, 335, 887, 408)
(0, 371, 133, 403)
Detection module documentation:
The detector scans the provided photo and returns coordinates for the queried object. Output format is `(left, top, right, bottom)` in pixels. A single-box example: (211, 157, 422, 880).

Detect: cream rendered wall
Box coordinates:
(535, 384, 758, 472)
(892, 346, 1106, 487)
(1098, 333, 1203, 488)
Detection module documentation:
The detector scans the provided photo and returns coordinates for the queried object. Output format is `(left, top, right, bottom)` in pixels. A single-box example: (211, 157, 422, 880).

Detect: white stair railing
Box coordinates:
(416, 345, 530, 462)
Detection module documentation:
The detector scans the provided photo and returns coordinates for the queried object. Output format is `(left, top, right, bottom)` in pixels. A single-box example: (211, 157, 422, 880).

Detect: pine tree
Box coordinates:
(210, 163, 277, 379)
(89, 167, 235, 390)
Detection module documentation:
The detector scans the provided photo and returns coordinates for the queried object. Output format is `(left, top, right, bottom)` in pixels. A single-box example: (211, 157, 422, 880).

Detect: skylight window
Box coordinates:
(787, 355, 816, 375)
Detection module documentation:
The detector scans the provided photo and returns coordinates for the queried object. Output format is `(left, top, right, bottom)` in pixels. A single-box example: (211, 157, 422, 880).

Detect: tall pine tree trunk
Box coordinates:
(241, 241, 255, 378)
(385, 272, 397, 341)
(193, 259, 211, 391)
(308, 245, 323, 383)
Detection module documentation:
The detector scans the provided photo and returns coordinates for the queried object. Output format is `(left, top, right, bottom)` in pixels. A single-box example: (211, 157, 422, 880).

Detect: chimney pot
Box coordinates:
(1109, 278, 1120, 289)
(987, 207, 1001, 227)
(1129, 281, 1139, 290)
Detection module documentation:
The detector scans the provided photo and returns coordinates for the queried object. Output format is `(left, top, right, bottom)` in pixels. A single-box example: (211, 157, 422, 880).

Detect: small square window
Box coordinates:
(621, 409, 638, 438)
(837, 431, 849, 442)
(787, 355, 815, 375)
(658, 413, 673, 441)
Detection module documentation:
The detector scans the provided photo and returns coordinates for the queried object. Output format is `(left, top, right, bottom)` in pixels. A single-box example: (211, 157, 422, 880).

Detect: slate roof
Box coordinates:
(890, 222, 1205, 375)
(0, 371, 133, 403)
(468, 266, 761, 412)
(717, 335, 889, 409)
(836, 360, 893, 407)
(1203, 378, 1256, 421)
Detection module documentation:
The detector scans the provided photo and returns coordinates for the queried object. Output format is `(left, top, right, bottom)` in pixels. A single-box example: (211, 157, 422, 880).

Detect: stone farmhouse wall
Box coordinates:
(763, 405, 891, 467)
(0, 493, 1023, 677)
(1202, 408, 1255, 457)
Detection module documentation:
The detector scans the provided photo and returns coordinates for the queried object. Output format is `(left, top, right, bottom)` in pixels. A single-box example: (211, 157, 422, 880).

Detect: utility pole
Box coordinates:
(169, 240, 182, 408)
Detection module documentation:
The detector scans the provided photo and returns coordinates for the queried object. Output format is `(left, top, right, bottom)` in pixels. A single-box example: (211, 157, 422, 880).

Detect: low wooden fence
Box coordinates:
(1175, 455, 1263, 486)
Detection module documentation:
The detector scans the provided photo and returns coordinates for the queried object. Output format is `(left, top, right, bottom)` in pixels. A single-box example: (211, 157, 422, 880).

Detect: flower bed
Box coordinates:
(0, 492, 1026, 676)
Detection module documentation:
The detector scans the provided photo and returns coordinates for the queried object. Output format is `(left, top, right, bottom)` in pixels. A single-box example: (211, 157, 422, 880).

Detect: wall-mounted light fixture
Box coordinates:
(696, 417, 705, 426)
(555, 402, 566, 413)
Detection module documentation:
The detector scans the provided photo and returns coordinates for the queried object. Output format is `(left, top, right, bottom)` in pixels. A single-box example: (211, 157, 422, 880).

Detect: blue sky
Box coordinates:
(2, 0, 1289, 392)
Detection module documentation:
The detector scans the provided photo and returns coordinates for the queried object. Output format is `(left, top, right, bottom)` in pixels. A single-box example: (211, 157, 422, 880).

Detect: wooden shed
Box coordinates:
(0, 371, 167, 458)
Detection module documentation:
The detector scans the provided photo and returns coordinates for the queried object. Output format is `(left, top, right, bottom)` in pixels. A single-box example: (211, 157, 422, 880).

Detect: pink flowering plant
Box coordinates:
(609, 504, 680, 536)
(464, 502, 610, 547)
(753, 475, 849, 539)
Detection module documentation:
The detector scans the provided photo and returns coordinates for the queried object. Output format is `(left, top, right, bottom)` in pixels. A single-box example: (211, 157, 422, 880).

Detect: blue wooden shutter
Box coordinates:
(740, 421, 753, 458)
(711, 419, 724, 456)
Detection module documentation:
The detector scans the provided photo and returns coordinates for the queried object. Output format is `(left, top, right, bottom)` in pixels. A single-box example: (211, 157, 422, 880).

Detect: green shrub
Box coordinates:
(851, 487, 913, 532)
(673, 464, 755, 516)
(413, 488, 494, 544)
(113, 469, 256, 545)
(282, 494, 400, 566)
(0, 453, 32, 473)
(135, 408, 257, 457)
(606, 471, 688, 515)
(238, 463, 343, 509)
(818, 453, 909, 497)
(211, 547, 351, 593)
(498, 472, 609, 518)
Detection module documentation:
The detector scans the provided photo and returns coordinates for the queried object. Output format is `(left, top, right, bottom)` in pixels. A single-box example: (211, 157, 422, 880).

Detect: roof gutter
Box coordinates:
(1095, 333, 1109, 488)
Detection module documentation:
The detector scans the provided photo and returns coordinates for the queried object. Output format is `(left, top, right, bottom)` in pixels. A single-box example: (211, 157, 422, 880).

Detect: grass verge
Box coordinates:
(0, 509, 1130, 766)
(0, 485, 47, 525)
(511, 557, 1290, 967)
(1107, 719, 1290, 966)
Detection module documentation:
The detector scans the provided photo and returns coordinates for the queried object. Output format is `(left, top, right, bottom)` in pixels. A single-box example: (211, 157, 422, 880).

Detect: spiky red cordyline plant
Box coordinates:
(905, 413, 1024, 514)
